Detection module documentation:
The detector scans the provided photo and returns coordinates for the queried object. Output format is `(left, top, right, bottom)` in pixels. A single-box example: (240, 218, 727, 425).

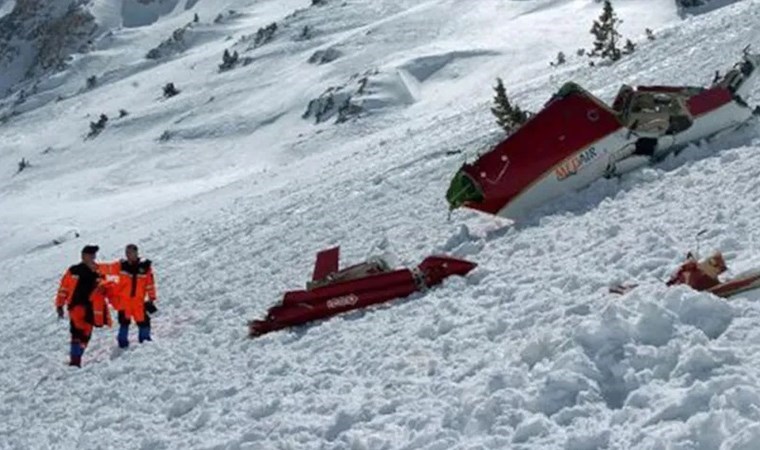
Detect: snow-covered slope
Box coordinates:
(2, 0, 760, 448)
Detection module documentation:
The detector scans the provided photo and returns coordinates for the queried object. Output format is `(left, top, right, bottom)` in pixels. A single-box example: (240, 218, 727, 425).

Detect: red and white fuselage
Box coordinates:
(448, 52, 760, 221)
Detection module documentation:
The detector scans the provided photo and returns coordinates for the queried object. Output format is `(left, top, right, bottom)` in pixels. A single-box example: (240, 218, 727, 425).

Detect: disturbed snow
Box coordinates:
(2, 0, 760, 448)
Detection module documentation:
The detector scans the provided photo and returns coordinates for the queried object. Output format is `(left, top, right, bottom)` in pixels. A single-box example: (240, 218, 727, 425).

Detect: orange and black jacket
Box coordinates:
(115, 259, 157, 303)
(56, 263, 101, 309)
(55, 263, 116, 327)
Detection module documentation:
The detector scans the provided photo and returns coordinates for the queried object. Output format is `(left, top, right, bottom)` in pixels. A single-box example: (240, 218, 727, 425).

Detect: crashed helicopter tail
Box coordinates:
(248, 247, 476, 337)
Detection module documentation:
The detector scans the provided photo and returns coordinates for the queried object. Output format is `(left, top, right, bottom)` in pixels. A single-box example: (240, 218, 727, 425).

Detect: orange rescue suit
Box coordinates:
(109, 259, 157, 323)
(55, 263, 118, 328)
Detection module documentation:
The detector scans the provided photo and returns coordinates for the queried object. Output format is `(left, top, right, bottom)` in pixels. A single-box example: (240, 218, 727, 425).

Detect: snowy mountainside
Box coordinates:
(0, 0, 242, 100)
(2, 0, 760, 448)
(0, 0, 677, 260)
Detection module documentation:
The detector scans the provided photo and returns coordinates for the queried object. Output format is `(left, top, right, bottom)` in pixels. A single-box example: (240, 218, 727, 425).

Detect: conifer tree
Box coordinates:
(491, 78, 528, 134)
(17, 158, 29, 173)
(163, 82, 180, 98)
(219, 49, 239, 71)
(87, 114, 108, 139)
(550, 51, 566, 67)
(623, 39, 636, 55)
(589, 1, 623, 63)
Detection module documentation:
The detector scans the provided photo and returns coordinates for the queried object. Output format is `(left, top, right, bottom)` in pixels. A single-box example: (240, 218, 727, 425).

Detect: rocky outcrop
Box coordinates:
(676, 0, 743, 15)
(0, 0, 98, 96)
(121, 0, 181, 28)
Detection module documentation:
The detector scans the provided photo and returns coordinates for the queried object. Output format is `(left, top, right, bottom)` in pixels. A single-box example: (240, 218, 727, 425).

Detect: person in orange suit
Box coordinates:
(112, 244, 158, 348)
(55, 245, 117, 367)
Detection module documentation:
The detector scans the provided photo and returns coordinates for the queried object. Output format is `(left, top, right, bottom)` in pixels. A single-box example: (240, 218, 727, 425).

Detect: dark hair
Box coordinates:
(81, 245, 99, 255)
(126, 244, 138, 252)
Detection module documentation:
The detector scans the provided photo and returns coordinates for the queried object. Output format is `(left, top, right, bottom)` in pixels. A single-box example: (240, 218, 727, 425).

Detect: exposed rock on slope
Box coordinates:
(0, 0, 97, 96)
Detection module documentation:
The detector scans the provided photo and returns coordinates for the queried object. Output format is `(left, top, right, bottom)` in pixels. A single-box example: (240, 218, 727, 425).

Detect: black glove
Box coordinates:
(145, 301, 158, 314)
(56, 306, 64, 319)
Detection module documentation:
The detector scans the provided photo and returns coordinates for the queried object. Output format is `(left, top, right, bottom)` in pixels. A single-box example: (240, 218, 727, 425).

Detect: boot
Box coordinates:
(69, 342, 84, 367)
(138, 326, 152, 343)
(117, 324, 130, 349)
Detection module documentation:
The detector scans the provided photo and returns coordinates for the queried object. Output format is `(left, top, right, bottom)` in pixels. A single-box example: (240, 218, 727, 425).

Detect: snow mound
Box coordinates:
(302, 50, 502, 125)
(303, 69, 419, 124)
(398, 50, 502, 85)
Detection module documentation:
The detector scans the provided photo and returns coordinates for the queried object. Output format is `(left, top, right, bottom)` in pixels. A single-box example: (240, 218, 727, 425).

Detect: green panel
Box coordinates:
(446, 170, 483, 210)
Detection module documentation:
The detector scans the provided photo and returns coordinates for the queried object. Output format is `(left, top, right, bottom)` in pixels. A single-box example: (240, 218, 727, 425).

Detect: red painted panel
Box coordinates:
(274, 283, 420, 328)
(418, 256, 478, 285)
(313, 247, 340, 281)
(686, 87, 733, 116)
(250, 256, 477, 337)
(461, 91, 623, 214)
(709, 272, 760, 298)
(283, 270, 415, 306)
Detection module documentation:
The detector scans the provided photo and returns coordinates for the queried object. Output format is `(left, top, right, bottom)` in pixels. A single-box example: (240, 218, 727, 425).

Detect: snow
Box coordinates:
(2, 0, 760, 448)
(0, 0, 13, 19)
